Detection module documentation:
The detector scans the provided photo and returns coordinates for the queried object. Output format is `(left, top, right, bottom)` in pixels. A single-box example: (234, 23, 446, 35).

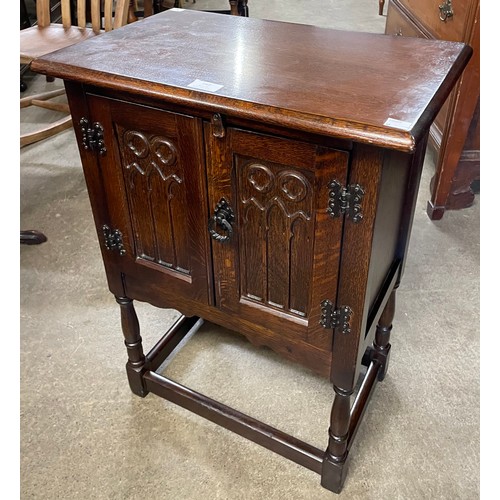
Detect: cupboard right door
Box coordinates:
(206, 125, 349, 355)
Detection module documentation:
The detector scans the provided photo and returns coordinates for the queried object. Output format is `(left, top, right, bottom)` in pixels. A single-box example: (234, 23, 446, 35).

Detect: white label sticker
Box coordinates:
(187, 79, 224, 93)
(384, 118, 412, 129)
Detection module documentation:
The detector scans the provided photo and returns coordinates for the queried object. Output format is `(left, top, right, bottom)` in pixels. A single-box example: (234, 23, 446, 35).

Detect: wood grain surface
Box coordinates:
(32, 9, 471, 152)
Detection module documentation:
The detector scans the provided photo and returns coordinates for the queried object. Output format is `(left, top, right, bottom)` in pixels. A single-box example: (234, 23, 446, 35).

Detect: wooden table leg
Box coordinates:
(379, 0, 385, 15)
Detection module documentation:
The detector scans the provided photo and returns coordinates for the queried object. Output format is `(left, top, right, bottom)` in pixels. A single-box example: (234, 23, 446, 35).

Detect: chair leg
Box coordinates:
(20, 230, 47, 245)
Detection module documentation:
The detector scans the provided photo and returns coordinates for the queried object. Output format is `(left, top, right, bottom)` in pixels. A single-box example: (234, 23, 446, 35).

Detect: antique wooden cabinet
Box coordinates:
(385, 0, 480, 219)
(32, 9, 471, 493)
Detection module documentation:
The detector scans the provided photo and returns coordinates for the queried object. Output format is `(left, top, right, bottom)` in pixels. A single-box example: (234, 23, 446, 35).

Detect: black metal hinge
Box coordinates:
(80, 117, 107, 156)
(327, 180, 364, 223)
(102, 225, 126, 256)
(320, 300, 353, 334)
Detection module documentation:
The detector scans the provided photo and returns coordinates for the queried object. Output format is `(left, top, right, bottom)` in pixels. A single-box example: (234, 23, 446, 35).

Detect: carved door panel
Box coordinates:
(206, 126, 349, 351)
(84, 94, 211, 305)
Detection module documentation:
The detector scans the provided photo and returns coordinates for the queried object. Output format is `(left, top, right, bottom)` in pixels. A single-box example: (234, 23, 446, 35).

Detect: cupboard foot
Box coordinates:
(321, 453, 349, 493)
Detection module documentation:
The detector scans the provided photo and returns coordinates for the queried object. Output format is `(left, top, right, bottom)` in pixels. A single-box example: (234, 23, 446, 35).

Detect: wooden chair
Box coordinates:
(150, 1, 248, 17)
(20, 0, 129, 148)
(20, 0, 129, 246)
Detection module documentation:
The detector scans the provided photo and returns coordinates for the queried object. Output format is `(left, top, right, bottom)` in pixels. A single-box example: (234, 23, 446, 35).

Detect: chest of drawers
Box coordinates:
(32, 9, 470, 493)
(385, 0, 480, 219)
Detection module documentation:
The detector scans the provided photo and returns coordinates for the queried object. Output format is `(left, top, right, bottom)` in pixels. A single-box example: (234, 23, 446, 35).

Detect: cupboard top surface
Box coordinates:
(32, 9, 471, 152)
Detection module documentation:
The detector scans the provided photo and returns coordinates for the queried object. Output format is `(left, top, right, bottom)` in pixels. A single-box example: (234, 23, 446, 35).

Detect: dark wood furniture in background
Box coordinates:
(147, 0, 248, 16)
(32, 10, 470, 493)
(20, 0, 32, 92)
(385, 0, 480, 220)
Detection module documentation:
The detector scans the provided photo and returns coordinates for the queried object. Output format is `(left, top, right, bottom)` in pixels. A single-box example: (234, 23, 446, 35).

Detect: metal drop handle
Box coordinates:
(208, 198, 234, 243)
(439, 0, 454, 22)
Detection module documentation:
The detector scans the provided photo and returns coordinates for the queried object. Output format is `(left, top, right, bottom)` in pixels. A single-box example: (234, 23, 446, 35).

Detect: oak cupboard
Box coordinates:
(32, 10, 471, 493)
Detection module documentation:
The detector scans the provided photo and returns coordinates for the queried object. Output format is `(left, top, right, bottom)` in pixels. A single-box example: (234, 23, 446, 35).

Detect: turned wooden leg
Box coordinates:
(128, 0, 138, 23)
(229, 0, 238, 15)
(371, 289, 395, 381)
(116, 296, 149, 397)
(321, 385, 353, 493)
(379, 0, 385, 15)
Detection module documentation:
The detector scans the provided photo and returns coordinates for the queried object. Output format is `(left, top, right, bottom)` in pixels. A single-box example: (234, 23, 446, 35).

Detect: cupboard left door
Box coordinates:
(72, 91, 212, 308)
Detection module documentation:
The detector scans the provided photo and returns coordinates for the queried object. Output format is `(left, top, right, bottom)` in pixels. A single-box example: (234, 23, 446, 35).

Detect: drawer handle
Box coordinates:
(439, 0, 454, 22)
(208, 198, 234, 243)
